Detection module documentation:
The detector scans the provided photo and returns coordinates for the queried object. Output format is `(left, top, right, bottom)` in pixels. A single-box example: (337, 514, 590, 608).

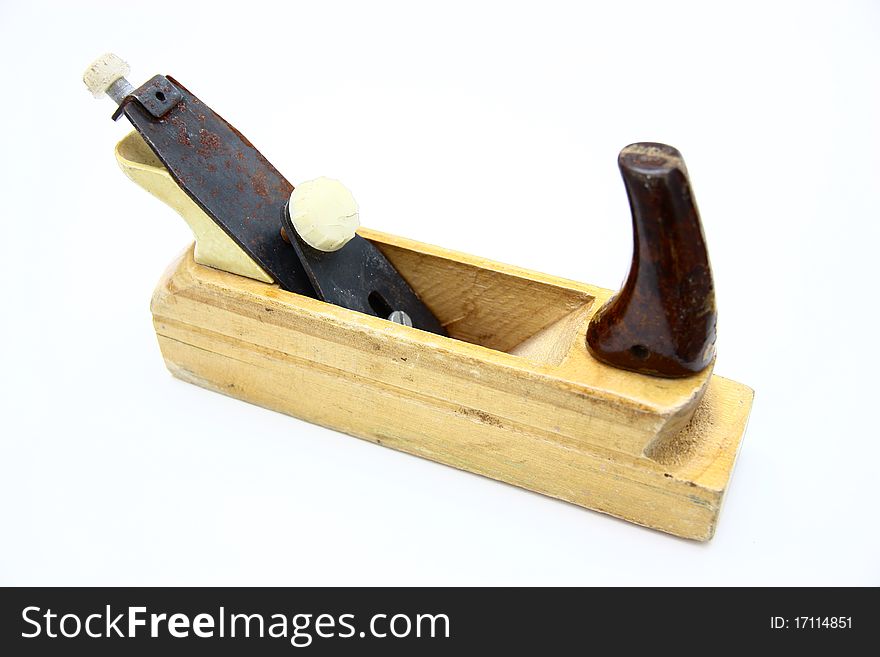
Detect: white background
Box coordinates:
(1, 0, 877, 585)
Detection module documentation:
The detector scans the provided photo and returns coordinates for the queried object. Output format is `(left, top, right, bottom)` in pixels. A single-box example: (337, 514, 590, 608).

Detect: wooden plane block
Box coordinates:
(150, 240, 752, 540)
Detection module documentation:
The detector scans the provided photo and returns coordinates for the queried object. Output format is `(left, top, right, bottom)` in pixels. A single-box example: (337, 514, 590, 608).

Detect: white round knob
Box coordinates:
(288, 177, 360, 252)
(83, 53, 131, 98)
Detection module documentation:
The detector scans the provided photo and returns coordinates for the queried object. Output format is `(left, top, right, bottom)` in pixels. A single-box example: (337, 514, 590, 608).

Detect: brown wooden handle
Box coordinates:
(586, 143, 716, 377)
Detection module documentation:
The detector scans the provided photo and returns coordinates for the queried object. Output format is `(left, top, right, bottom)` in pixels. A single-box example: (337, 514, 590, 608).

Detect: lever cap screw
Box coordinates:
(288, 177, 360, 252)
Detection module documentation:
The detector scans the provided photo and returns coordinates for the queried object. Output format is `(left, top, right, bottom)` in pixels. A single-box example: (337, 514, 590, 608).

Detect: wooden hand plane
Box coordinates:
(85, 54, 753, 540)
